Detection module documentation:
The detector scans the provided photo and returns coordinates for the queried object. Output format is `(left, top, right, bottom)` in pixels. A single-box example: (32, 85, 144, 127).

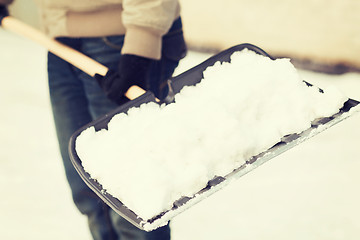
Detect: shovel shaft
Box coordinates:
(1, 16, 145, 100)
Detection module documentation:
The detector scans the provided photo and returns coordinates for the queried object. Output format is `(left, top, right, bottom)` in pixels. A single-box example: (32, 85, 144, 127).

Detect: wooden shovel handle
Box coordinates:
(1, 16, 145, 100)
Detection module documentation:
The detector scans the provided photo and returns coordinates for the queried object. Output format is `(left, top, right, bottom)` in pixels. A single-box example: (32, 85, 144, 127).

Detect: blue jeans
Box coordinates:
(48, 18, 186, 240)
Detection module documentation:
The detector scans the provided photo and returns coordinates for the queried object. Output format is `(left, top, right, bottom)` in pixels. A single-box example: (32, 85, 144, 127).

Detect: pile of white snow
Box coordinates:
(76, 49, 348, 221)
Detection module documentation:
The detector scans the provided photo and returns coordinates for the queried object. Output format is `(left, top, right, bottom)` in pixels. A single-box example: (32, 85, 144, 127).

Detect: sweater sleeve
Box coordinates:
(121, 0, 180, 60)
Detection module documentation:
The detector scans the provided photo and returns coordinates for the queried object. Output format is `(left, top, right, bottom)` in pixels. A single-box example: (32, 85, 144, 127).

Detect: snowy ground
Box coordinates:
(1, 28, 359, 240)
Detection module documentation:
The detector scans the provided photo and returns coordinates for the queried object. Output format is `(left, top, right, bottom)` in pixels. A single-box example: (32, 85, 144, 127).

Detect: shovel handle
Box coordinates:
(1, 16, 145, 100)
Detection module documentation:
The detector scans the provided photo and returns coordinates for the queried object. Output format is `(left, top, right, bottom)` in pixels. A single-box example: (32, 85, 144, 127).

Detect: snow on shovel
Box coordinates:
(3, 16, 360, 232)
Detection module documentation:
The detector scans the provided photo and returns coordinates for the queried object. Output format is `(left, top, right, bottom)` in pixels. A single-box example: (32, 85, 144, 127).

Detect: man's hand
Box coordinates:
(96, 54, 153, 104)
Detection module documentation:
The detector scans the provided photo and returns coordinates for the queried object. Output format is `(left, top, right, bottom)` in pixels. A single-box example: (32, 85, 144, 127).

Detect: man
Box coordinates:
(0, 1, 187, 239)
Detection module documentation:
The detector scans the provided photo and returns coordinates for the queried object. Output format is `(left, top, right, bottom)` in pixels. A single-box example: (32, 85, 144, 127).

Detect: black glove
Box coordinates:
(0, 4, 9, 25)
(95, 54, 153, 105)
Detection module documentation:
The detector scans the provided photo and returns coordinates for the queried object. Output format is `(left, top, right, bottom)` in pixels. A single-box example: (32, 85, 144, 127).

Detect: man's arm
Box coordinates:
(96, 0, 180, 104)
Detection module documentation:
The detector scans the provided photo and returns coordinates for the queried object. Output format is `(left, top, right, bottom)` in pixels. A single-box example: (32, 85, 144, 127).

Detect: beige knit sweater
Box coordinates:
(33, 0, 181, 59)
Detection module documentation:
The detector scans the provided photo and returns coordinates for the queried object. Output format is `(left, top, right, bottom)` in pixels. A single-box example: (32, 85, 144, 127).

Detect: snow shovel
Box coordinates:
(67, 50, 359, 231)
(3, 16, 360, 231)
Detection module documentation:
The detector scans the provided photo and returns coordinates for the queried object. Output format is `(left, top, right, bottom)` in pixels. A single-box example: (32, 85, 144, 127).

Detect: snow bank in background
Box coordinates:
(76, 49, 348, 221)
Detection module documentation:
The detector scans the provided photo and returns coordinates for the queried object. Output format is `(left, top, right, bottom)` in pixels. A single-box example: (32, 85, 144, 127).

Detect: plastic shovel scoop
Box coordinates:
(68, 46, 359, 231)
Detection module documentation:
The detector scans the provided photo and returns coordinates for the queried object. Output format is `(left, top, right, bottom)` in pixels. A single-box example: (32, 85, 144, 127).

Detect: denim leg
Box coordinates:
(48, 39, 118, 240)
(49, 17, 186, 240)
(77, 36, 126, 119)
